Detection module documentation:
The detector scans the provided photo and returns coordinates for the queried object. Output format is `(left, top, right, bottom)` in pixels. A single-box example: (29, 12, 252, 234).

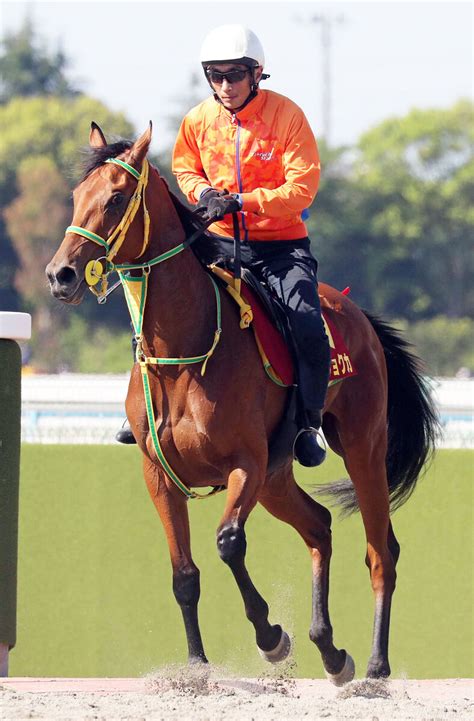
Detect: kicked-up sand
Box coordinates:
(0, 666, 472, 720)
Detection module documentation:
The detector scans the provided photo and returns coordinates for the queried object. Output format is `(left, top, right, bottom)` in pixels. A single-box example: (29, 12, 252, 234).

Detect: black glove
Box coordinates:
(196, 187, 220, 212)
(204, 191, 242, 221)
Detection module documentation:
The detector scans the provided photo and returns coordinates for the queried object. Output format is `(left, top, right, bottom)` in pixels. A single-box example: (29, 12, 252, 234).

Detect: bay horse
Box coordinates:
(46, 123, 438, 684)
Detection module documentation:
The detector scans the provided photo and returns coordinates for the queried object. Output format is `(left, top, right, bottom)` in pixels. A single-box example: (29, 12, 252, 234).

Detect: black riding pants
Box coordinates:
(209, 235, 330, 412)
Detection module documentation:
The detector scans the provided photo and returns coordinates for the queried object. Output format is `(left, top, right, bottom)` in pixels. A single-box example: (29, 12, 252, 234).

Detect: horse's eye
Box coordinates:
(107, 193, 124, 210)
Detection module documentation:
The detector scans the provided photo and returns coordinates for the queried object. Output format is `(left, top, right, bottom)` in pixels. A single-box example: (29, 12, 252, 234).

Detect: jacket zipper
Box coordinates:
(233, 113, 249, 243)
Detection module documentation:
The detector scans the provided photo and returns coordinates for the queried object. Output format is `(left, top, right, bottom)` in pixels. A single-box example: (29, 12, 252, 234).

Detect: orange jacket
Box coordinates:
(172, 89, 321, 241)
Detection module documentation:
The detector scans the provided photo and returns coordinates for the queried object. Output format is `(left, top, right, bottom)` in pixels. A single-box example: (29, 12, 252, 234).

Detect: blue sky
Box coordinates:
(2, 0, 472, 152)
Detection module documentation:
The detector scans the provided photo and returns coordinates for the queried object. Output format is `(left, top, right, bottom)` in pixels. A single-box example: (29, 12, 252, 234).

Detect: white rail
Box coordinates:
(21, 374, 473, 448)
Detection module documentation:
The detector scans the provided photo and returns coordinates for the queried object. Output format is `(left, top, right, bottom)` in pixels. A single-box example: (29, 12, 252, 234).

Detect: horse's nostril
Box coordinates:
(56, 266, 78, 286)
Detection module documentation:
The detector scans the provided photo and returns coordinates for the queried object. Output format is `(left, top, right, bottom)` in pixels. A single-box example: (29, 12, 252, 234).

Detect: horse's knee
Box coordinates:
(217, 523, 246, 565)
(173, 566, 201, 608)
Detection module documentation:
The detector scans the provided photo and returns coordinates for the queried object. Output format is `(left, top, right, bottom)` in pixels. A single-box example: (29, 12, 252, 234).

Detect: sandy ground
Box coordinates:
(1, 669, 472, 721)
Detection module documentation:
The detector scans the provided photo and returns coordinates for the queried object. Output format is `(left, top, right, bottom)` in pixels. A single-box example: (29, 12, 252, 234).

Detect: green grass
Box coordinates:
(10, 446, 473, 679)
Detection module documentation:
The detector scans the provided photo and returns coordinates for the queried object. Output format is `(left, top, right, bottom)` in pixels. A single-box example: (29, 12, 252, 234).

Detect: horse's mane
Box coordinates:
(80, 138, 224, 265)
(169, 191, 230, 267)
(80, 140, 134, 181)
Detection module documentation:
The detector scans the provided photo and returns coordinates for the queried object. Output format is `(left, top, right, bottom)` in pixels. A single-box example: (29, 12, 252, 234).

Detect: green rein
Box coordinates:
(65, 157, 223, 499)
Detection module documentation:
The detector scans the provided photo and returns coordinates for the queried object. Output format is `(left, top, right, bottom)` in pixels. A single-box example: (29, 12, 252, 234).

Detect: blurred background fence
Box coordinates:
(21, 373, 473, 449)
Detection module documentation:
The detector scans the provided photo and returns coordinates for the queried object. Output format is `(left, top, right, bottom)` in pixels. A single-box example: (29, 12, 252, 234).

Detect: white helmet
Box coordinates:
(200, 24, 265, 69)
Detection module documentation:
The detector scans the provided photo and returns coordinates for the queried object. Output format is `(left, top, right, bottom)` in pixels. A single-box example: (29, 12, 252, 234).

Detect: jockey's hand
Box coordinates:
(203, 191, 242, 220)
(196, 187, 220, 213)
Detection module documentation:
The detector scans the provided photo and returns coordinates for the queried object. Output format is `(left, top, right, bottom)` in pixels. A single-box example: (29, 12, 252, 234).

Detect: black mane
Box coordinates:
(81, 140, 133, 181)
(80, 139, 226, 265)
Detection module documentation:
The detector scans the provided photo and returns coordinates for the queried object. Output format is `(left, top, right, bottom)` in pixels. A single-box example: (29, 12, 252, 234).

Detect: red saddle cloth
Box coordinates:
(238, 280, 357, 388)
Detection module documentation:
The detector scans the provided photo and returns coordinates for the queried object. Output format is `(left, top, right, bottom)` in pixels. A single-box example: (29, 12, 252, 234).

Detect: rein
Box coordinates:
(65, 157, 224, 500)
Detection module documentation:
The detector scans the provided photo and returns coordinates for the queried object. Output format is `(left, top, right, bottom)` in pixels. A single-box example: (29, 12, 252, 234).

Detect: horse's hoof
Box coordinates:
(258, 630, 292, 663)
(366, 660, 390, 678)
(325, 651, 355, 686)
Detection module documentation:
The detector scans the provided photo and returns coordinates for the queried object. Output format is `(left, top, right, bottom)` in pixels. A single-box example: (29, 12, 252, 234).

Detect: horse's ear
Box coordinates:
(130, 122, 153, 166)
(90, 122, 107, 148)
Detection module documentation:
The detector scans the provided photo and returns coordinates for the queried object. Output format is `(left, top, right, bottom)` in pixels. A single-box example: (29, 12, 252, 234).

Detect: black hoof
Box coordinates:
(115, 424, 137, 445)
(293, 429, 326, 467)
(189, 654, 209, 665)
(366, 660, 391, 678)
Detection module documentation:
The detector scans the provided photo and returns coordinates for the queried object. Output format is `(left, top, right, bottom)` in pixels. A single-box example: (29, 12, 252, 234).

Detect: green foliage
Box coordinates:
(311, 100, 474, 323)
(399, 316, 474, 377)
(0, 96, 136, 369)
(0, 18, 79, 103)
(4, 155, 69, 304)
(354, 100, 474, 319)
(0, 95, 134, 206)
(57, 316, 132, 373)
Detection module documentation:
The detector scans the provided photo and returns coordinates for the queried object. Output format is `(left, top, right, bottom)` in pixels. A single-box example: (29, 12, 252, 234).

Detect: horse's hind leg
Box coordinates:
(216, 463, 286, 657)
(259, 468, 353, 683)
(143, 458, 207, 664)
(342, 435, 400, 678)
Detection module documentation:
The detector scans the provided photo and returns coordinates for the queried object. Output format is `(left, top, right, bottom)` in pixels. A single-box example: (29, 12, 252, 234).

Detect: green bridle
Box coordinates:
(65, 156, 224, 500)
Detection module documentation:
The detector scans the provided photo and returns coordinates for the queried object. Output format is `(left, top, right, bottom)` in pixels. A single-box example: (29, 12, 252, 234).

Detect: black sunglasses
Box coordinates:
(207, 68, 251, 85)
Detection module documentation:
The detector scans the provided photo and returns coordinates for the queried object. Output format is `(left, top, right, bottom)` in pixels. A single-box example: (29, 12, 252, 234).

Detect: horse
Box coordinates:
(45, 123, 438, 684)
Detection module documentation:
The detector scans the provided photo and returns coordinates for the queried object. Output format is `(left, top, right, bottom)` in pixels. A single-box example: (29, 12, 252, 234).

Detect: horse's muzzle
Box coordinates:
(45, 262, 84, 303)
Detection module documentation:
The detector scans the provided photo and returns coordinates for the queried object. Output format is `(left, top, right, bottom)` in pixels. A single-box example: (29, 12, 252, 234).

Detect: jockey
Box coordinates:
(116, 24, 329, 467)
(171, 24, 330, 466)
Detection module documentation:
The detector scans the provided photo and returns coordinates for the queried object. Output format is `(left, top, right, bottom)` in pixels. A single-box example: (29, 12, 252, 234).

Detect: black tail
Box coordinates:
(320, 313, 440, 515)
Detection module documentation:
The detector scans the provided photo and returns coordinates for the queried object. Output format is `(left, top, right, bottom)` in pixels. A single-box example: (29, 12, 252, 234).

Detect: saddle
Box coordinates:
(208, 263, 356, 390)
(207, 261, 357, 472)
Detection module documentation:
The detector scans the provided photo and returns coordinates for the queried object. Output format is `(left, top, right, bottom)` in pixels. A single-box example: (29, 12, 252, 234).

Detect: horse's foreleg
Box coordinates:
(343, 439, 399, 679)
(143, 458, 207, 663)
(216, 465, 284, 656)
(259, 473, 352, 683)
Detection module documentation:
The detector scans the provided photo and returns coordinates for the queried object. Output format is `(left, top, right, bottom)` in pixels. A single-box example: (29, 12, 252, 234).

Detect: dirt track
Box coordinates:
(1, 671, 472, 720)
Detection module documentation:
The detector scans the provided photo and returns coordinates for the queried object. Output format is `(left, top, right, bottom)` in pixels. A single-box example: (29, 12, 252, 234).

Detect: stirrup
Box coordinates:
(293, 426, 327, 467)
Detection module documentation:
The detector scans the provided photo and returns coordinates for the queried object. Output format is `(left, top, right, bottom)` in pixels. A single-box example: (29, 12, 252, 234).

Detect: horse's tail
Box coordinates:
(320, 312, 440, 516)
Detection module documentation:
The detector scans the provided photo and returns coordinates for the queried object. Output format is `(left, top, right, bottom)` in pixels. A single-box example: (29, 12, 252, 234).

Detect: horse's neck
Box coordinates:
(141, 178, 215, 358)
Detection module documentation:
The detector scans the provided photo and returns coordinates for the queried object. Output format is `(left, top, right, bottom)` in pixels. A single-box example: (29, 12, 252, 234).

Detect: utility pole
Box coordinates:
(304, 14, 345, 146)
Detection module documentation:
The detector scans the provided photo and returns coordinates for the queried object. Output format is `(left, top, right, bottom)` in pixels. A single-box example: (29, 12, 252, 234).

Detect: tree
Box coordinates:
(309, 100, 474, 321)
(3, 156, 70, 367)
(354, 100, 474, 320)
(0, 18, 78, 103)
(0, 18, 81, 310)
(306, 141, 376, 309)
(0, 94, 134, 206)
(0, 95, 136, 367)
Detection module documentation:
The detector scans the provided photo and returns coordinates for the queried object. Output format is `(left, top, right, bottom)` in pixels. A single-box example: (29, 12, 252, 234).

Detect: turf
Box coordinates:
(9, 446, 473, 679)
